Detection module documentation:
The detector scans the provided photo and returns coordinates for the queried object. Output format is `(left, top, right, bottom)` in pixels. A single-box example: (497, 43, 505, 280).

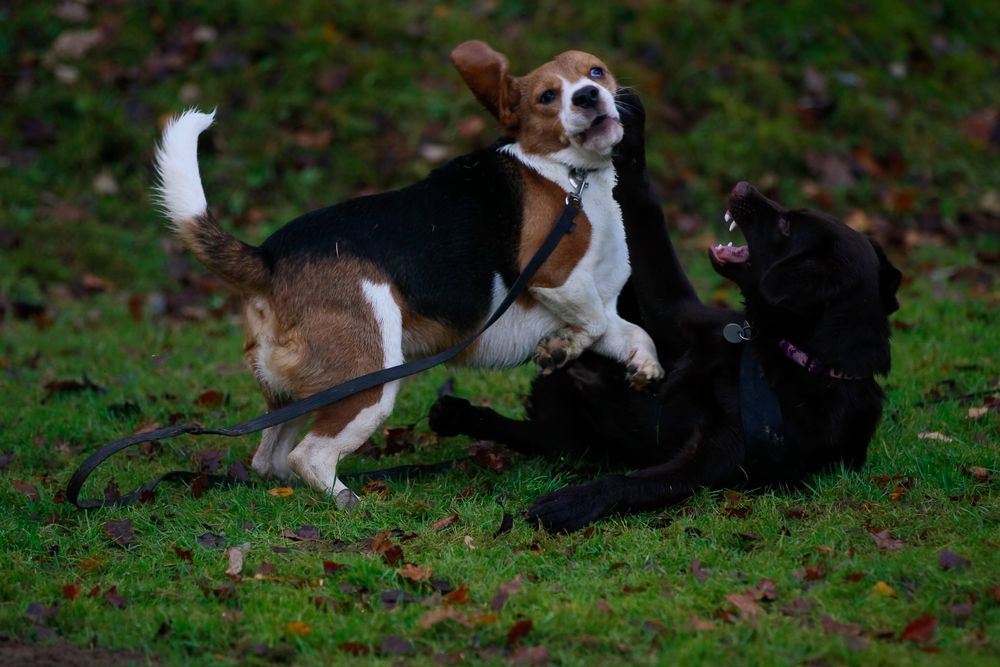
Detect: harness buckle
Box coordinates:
(566, 167, 590, 208)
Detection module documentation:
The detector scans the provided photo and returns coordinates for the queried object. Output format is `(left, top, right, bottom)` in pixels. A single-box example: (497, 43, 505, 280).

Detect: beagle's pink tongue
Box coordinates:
(711, 243, 749, 264)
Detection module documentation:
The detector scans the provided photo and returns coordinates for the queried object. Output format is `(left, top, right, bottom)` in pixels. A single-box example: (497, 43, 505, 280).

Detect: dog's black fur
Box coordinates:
(430, 92, 902, 532)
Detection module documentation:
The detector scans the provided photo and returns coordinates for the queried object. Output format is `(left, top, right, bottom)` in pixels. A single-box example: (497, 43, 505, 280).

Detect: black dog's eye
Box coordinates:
(778, 217, 791, 236)
(590, 67, 604, 78)
(539, 90, 556, 104)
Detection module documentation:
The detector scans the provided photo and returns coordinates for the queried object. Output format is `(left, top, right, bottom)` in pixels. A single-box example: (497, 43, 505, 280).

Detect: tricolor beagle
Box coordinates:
(153, 41, 662, 505)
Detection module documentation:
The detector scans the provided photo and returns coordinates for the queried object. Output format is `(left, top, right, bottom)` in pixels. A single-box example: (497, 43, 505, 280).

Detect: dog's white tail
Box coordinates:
(152, 109, 269, 293)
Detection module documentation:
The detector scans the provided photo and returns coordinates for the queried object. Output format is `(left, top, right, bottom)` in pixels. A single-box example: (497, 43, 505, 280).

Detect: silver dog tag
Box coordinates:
(723, 322, 745, 344)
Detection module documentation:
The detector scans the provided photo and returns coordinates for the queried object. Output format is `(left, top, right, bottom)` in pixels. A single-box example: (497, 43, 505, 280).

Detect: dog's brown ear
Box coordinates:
(452, 41, 520, 131)
(867, 237, 902, 314)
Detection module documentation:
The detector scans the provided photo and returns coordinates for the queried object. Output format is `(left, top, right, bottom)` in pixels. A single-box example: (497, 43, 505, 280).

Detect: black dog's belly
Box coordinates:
(259, 145, 523, 331)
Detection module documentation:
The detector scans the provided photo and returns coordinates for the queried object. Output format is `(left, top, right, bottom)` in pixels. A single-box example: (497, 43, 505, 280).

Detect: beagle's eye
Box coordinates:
(538, 89, 556, 104)
(589, 67, 604, 78)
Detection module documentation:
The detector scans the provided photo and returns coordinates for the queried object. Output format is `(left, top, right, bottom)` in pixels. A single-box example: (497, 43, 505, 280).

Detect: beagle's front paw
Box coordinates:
(625, 349, 664, 390)
(534, 326, 588, 375)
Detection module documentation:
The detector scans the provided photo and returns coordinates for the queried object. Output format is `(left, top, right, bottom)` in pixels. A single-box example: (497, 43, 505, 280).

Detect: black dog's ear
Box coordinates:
(867, 237, 902, 315)
(758, 243, 838, 312)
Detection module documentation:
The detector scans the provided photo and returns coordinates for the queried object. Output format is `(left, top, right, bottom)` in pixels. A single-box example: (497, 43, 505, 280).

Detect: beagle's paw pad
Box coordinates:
(534, 327, 587, 375)
(625, 352, 665, 391)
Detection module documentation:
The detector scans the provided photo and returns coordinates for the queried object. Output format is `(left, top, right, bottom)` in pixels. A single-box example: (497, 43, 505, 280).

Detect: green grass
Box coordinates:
(2, 1, 999, 664)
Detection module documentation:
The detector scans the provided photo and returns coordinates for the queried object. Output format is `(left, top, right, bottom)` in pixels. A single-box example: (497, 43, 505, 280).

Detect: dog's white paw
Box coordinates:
(251, 455, 298, 483)
(534, 326, 587, 375)
(625, 350, 664, 390)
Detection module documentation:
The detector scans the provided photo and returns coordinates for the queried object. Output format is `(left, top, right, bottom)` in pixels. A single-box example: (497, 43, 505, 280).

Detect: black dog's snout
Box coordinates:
(572, 86, 600, 109)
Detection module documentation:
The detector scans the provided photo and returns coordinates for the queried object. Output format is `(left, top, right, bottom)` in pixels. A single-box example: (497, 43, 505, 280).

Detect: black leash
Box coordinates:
(66, 185, 586, 509)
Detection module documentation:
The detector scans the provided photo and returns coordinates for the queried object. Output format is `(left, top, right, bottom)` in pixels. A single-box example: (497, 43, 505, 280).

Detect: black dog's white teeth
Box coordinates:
(725, 210, 737, 232)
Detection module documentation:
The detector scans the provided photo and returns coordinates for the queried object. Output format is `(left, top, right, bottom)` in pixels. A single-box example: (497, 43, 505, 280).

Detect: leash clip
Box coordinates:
(566, 167, 590, 208)
(723, 320, 755, 344)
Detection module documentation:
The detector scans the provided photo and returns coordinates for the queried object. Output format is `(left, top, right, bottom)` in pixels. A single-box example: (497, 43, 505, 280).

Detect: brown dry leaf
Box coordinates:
(725, 592, 764, 623)
(194, 390, 224, 408)
(959, 108, 1000, 148)
(11, 479, 40, 500)
(463, 535, 476, 550)
(430, 513, 460, 531)
(268, 486, 294, 497)
(50, 28, 103, 59)
(965, 466, 993, 482)
(445, 585, 470, 605)
(105, 519, 135, 548)
(870, 529, 905, 551)
(285, 621, 312, 636)
(396, 563, 432, 583)
(967, 406, 989, 419)
(225, 543, 250, 577)
(417, 606, 472, 629)
(506, 619, 533, 645)
(690, 615, 716, 631)
(900, 613, 937, 644)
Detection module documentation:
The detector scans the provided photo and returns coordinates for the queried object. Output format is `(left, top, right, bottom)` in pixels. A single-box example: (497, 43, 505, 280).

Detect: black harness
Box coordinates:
(65, 173, 590, 509)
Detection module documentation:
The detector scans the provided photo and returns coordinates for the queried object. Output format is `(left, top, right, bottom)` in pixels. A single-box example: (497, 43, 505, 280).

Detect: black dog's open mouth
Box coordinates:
(710, 209, 750, 264)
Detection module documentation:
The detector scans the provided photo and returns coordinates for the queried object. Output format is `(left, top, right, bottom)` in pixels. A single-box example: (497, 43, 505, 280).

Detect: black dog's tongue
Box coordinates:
(710, 244, 749, 264)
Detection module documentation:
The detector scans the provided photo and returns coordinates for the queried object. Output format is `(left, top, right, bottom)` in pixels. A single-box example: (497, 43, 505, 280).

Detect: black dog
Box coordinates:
(430, 93, 902, 532)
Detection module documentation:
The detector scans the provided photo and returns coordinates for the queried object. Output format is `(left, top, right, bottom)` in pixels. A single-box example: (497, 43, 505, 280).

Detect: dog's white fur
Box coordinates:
(153, 109, 215, 225)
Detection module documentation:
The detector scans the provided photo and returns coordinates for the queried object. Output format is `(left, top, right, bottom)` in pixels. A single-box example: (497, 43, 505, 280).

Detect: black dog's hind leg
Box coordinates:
(526, 428, 744, 532)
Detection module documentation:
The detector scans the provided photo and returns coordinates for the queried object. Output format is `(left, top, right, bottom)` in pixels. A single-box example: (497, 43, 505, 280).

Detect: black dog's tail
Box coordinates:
(153, 109, 270, 294)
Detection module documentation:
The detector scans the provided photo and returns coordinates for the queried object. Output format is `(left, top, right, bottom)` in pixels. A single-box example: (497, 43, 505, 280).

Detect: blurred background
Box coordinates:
(1, 0, 998, 315)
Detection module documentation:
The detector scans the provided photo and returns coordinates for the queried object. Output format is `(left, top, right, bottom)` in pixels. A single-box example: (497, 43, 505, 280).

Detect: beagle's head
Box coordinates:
(452, 41, 623, 166)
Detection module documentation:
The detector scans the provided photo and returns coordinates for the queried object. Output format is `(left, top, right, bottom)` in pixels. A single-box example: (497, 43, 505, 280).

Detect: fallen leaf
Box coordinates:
(967, 406, 989, 419)
(780, 598, 816, 618)
(396, 563, 432, 583)
(870, 529, 904, 551)
(173, 547, 194, 562)
(11, 479, 40, 501)
(464, 535, 476, 550)
(490, 575, 523, 611)
(820, 615, 863, 637)
(844, 572, 865, 582)
(445, 585, 470, 605)
(62, 584, 80, 600)
(417, 606, 472, 629)
(226, 543, 250, 577)
(793, 565, 826, 581)
(431, 513, 460, 531)
(280, 525, 320, 541)
(594, 599, 613, 614)
(510, 645, 549, 665)
(323, 560, 348, 575)
(690, 615, 716, 631)
(379, 636, 413, 656)
(268, 486, 294, 497)
(939, 550, 972, 571)
(725, 592, 764, 622)
(873, 581, 897, 597)
(105, 519, 135, 548)
(359, 479, 389, 498)
(43, 376, 105, 401)
(507, 619, 533, 645)
(103, 586, 127, 609)
(965, 466, 993, 482)
(691, 559, 710, 582)
(194, 390, 224, 407)
(338, 642, 370, 656)
(900, 613, 937, 644)
(197, 532, 226, 549)
(285, 621, 311, 636)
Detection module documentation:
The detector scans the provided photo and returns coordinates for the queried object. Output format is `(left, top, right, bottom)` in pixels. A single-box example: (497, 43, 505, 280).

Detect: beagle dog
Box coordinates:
(153, 41, 662, 506)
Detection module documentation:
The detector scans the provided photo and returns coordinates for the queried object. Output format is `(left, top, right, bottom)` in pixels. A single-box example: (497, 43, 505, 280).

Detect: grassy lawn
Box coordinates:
(1, 1, 998, 665)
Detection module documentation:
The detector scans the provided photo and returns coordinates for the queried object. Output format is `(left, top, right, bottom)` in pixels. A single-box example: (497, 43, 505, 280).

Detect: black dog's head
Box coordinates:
(709, 182, 902, 377)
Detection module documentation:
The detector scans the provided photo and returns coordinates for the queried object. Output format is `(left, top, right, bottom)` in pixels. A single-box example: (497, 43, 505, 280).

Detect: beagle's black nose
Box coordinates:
(572, 85, 600, 109)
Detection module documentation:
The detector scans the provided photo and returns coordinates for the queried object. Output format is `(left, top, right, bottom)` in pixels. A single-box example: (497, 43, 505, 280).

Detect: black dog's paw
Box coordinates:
(428, 395, 474, 437)
(613, 88, 647, 173)
(526, 478, 620, 533)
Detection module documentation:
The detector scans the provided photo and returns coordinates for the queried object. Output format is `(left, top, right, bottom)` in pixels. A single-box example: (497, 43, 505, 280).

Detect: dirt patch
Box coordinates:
(0, 636, 151, 666)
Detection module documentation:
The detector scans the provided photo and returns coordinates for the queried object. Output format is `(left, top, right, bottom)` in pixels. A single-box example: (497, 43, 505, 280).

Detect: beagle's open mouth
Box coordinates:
(710, 210, 750, 264)
(573, 114, 612, 142)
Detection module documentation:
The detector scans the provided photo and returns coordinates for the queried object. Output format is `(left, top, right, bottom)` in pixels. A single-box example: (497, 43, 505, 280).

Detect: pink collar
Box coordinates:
(778, 339, 865, 380)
